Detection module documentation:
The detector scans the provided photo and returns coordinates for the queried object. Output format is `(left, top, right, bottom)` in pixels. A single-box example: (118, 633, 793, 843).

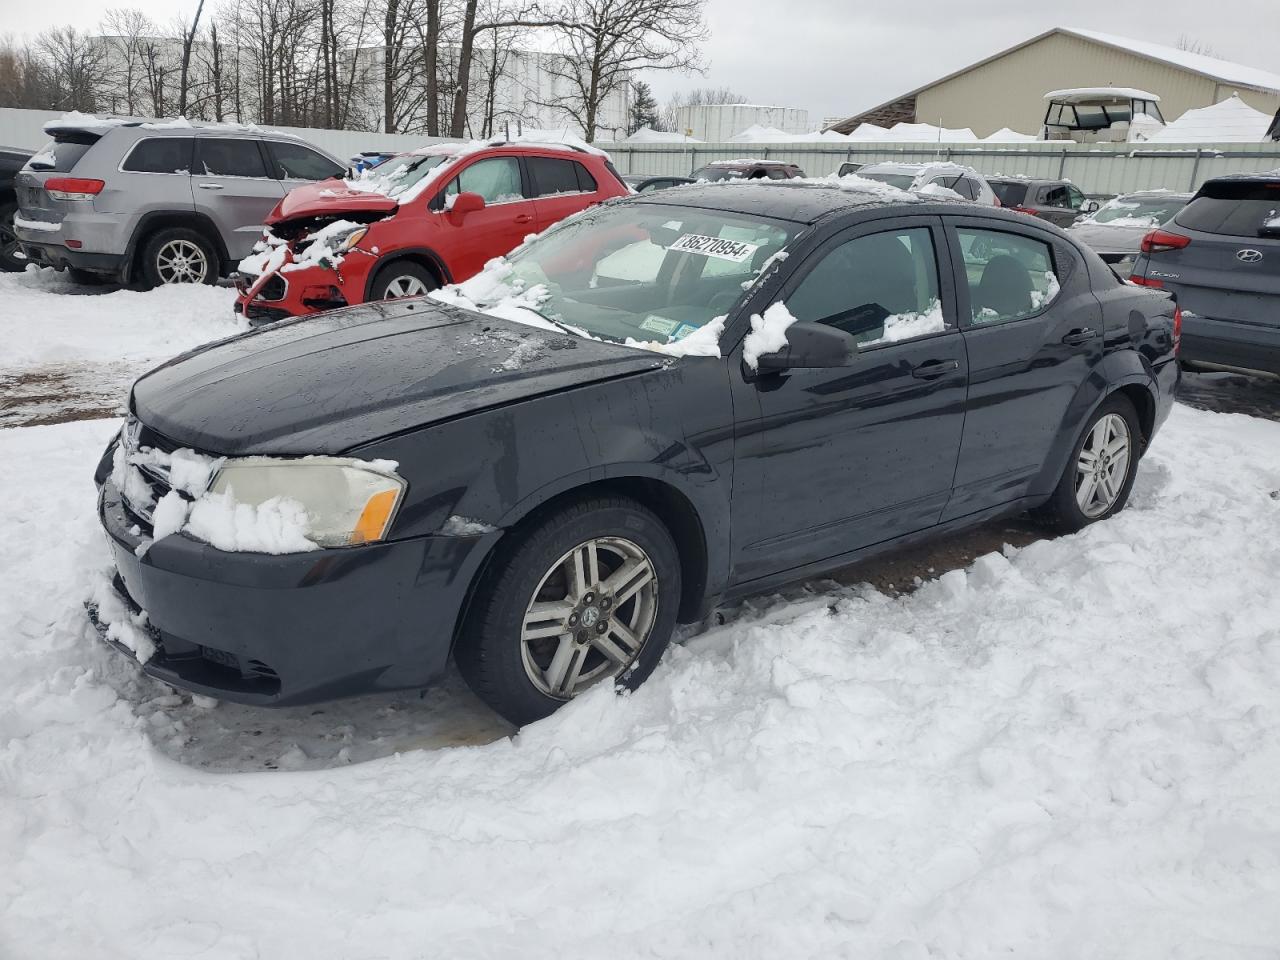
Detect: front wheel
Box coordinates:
(456, 497, 681, 727)
(369, 261, 438, 301)
(1033, 394, 1140, 533)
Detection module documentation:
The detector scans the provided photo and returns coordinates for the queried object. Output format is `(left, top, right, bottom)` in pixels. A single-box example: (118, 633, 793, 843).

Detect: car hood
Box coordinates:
(131, 300, 670, 455)
(1068, 221, 1153, 255)
(269, 179, 398, 223)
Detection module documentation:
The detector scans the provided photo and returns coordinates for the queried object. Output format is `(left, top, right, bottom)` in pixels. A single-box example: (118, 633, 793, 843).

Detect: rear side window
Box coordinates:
(195, 138, 268, 178)
(1041, 186, 1071, 208)
(1176, 181, 1280, 237)
(957, 228, 1059, 325)
(267, 141, 343, 181)
(785, 227, 945, 346)
(122, 137, 194, 174)
(989, 181, 1028, 206)
(527, 157, 594, 196)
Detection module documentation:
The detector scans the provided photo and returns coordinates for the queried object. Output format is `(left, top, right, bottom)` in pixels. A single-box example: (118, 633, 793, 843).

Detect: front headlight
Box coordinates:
(335, 226, 368, 252)
(209, 456, 405, 547)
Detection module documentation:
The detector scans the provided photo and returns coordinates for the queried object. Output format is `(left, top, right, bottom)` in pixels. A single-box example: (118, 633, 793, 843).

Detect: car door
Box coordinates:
(263, 139, 345, 191)
(943, 219, 1104, 520)
(729, 217, 968, 582)
(525, 155, 600, 231)
(1037, 185, 1079, 227)
(191, 137, 285, 260)
(434, 155, 537, 279)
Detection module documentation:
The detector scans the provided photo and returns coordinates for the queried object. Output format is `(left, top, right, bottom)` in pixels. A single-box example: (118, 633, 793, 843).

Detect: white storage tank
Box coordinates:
(675, 104, 810, 142)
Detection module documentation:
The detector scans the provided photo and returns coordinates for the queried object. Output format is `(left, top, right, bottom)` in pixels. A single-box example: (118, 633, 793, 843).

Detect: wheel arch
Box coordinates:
(365, 247, 452, 300)
(127, 211, 230, 281)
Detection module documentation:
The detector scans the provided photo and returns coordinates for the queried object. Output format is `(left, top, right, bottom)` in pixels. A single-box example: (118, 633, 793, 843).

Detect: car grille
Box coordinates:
(257, 273, 287, 301)
(118, 416, 181, 527)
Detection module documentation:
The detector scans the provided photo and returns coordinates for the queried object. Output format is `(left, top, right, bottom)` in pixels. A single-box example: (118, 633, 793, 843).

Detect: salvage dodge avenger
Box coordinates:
(94, 181, 1179, 726)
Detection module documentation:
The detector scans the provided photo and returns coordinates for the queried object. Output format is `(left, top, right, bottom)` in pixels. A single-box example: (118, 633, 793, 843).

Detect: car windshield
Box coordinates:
(859, 171, 917, 190)
(1091, 196, 1188, 226)
(346, 153, 448, 198)
(447, 201, 798, 347)
(692, 166, 745, 181)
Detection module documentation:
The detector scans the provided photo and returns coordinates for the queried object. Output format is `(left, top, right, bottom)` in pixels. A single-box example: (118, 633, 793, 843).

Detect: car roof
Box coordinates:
(699, 159, 794, 168)
(628, 179, 941, 223)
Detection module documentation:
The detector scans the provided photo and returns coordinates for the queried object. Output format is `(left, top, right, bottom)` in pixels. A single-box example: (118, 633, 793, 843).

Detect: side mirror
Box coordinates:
(1081, 199, 1101, 214)
(753, 321, 858, 372)
(446, 191, 485, 225)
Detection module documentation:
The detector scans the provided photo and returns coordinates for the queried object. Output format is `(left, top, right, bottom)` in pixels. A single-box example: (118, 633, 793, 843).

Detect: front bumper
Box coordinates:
(234, 254, 375, 325)
(94, 472, 497, 706)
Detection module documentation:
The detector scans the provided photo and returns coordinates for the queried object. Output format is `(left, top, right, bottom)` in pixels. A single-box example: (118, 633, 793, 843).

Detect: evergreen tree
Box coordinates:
(629, 80, 660, 134)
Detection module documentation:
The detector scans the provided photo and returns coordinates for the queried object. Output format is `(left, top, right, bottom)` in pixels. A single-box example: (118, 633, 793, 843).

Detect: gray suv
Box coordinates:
(14, 117, 344, 286)
(987, 177, 1100, 227)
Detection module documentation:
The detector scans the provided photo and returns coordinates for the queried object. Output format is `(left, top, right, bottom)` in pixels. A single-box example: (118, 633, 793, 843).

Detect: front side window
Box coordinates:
(122, 137, 194, 174)
(785, 228, 945, 346)
(196, 138, 267, 178)
(269, 141, 343, 181)
(451, 202, 797, 345)
(1067, 186, 1085, 209)
(1041, 186, 1070, 208)
(444, 157, 524, 204)
(957, 228, 1059, 325)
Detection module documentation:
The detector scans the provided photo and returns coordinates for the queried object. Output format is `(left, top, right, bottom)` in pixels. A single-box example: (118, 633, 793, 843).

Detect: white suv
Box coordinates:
(854, 162, 1000, 206)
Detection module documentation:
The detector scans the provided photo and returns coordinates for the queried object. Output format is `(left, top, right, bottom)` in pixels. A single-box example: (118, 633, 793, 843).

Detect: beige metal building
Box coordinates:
(830, 27, 1280, 138)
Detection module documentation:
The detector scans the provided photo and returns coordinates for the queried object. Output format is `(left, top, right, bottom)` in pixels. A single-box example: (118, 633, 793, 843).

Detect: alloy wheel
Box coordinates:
(383, 275, 428, 298)
(519, 536, 659, 700)
(155, 239, 209, 284)
(1075, 412, 1131, 518)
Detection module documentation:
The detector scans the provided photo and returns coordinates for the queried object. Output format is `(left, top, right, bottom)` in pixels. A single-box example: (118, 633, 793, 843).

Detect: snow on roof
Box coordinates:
(1145, 94, 1276, 143)
(41, 111, 303, 139)
(1045, 87, 1161, 102)
(983, 127, 1038, 142)
(728, 124, 796, 142)
(1062, 27, 1280, 95)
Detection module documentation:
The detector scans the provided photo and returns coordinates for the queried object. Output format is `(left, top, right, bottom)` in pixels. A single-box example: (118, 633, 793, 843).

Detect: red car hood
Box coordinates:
(268, 179, 399, 223)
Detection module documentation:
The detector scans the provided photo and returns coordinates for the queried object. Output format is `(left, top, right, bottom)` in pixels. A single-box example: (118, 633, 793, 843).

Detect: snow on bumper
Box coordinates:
(95, 471, 488, 705)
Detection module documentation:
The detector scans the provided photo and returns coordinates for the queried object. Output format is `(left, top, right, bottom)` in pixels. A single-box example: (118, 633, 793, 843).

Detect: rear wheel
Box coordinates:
(0, 201, 23, 272)
(369, 261, 438, 301)
(1033, 394, 1140, 533)
(456, 497, 681, 727)
(139, 227, 217, 288)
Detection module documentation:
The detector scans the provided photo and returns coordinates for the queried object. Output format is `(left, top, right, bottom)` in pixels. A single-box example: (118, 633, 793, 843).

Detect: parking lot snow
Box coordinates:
(3, 403, 1280, 958)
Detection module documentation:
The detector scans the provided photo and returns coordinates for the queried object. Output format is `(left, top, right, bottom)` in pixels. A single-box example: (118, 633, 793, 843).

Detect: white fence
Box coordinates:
(0, 106, 442, 160)
(606, 141, 1280, 196)
(4, 105, 1278, 195)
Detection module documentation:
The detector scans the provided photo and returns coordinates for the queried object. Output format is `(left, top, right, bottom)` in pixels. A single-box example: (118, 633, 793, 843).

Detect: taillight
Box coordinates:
(44, 177, 105, 201)
(1130, 275, 1164, 288)
(1173, 305, 1182, 353)
(1012, 205, 1038, 216)
(1139, 229, 1190, 255)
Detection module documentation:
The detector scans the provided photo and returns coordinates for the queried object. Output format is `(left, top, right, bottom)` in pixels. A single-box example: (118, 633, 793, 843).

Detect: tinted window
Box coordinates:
(957, 228, 1058, 325)
(29, 139, 93, 173)
(859, 171, 917, 190)
(955, 178, 979, 201)
(785, 228, 945, 346)
(122, 137, 194, 174)
(269, 141, 342, 181)
(1041, 186, 1071, 208)
(691, 166, 744, 182)
(1175, 181, 1280, 236)
(989, 181, 1028, 206)
(196, 138, 267, 178)
(528, 156, 590, 196)
(574, 162, 597, 192)
(444, 157, 524, 203)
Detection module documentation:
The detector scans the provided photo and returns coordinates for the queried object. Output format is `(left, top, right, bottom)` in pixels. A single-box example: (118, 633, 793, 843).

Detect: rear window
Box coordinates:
(122, 137, 194, 174)
(860, 171, 916, 190)
(28, 138, 94, 173)
(1175, 181, 1280, 237)
(989, 181, 1028, 206)
(692, 166, 745, 182)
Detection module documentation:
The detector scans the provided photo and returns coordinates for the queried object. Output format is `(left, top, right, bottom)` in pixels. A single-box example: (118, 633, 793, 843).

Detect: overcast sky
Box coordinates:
(6, 0, 1278, 124)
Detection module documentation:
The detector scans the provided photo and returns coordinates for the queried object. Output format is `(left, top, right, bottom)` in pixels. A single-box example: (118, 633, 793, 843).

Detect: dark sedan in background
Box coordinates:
(94, 182, 1178, 726)
(0, 145, 35, 272)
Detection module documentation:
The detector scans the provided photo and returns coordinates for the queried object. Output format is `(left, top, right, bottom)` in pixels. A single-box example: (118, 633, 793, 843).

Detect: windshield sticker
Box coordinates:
(639, 315, 679, 336)
(662, 220, 684, 230)
(668, 233, 758, 263)
(671, 323, 701, 341)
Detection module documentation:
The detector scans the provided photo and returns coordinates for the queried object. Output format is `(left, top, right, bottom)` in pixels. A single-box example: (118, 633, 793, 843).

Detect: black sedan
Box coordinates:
(94, 182, 1180, 725)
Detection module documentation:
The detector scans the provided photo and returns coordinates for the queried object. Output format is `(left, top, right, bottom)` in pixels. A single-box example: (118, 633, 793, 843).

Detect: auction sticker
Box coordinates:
(639, 315, 679, 336)
(668, 233, 758, 263)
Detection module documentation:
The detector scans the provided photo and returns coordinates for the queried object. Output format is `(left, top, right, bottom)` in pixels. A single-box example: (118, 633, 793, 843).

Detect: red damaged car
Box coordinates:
(234, 141, 629, 323)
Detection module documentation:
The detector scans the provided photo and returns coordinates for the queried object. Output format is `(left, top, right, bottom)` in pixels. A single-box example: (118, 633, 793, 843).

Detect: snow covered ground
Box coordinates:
(3, 272, 1280, 958)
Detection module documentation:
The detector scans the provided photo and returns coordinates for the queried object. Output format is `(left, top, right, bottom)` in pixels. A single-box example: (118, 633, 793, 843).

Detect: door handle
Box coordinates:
(911, 358, 959, 380)
(1061, 327, 1095, 346)
(514, 213, 534, 224)
(197, 182, 224, 190)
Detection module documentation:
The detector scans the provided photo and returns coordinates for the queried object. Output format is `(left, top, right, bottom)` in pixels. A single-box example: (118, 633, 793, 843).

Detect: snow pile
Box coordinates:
(624, 314, 725, 358)
(0, 267, 243, 372)
(1030, 271, 1062, 310)
(865, 298, 947, 346)
(915, 182, 965, 201)
(5, 406, 1280, 956)
(742, 301, 800, 369)
(183, 491, 318, 554)
(1146, 94, 1276, 143)
(982, 127, 1038, 143)
(625, 126, 703, 143)
(281, 219, 365, 273)
(13, 214, 60, 232)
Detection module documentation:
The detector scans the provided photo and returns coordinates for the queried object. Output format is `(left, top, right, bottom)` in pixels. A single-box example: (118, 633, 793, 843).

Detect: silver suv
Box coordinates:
(14, 117, 344, 287)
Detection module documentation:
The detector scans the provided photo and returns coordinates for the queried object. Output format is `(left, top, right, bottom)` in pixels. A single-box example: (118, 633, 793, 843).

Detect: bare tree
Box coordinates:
(1175, 34, 1220, 59)
(36, 27, 110, 111)
(661, 85, 744, 132)
(100, 9, 158, 114)
(175, 0, 206, 115)
(533, 0, 707, 141)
